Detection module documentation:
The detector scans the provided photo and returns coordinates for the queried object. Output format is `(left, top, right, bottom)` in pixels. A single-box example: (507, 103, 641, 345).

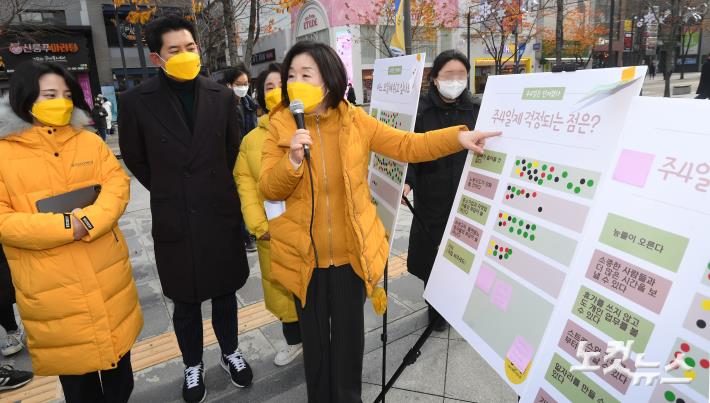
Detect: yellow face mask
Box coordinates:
(31, 98, 74, 127)
(160, 51, 201, 81)
(264, 87, 282, 112)
(287, 81, 327, 113)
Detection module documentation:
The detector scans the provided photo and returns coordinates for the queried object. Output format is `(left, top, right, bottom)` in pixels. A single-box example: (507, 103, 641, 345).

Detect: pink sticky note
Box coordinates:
(476, 264, 496, 294)
(506, 335, 535, 372)
(613, 149, 655, 188)
(490, 280, 512, 311)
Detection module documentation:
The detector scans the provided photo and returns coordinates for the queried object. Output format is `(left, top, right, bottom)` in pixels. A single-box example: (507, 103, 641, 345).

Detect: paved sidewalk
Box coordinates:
(0, 71, 704, 402)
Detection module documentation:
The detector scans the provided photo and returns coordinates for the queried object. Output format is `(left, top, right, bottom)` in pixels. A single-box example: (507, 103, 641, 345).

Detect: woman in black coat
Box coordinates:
(404, 50, 480, 331)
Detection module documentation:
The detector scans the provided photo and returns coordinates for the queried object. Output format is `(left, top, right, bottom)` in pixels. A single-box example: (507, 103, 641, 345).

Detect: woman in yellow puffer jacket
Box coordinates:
(260, 41, 501, 403)
(234, 63, 303, 367)
(0, 61, 142, 402)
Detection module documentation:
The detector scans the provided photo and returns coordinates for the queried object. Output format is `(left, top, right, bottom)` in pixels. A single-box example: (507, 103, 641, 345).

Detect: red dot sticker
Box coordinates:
(532, 192, 537, 198)
(541, 172, 546, 178)
(681, 343, 690, 353)
(550, 167, 555, 172)
(499, 213, 503, 218)
(506, 195, 510, 200)
(700, 359, 709, 369)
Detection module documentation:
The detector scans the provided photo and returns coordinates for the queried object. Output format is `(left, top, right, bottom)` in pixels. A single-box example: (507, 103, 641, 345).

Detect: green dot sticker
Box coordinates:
(587, 179, 594, 187)
(562, 171, 568, 178)
(664, 391, 675, 402)
(530, 235, 536, 241)
(685, 357, 696, 367)
(516, 160, 520, 166)
(523, 232, 528, 238)
(566, 182, 574, 190)
(531, 224, 537, 231)
(511, 186, 516, 192)
(509, 227, 514, 233)
(542, 164, 548, 171)
(527, 162, 532, 168)
(517, 229, 522, 235)
(537, 179, 544, 185)
(512, 217, 517, 223)
(516, 190, 521, 196)
(493, 250, 498, 256)
(546, 175, 552, 181)
(574, 187, 581, 194)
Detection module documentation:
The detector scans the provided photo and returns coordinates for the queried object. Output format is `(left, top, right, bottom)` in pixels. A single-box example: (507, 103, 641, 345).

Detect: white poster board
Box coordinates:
(423, 67, 647, 397)
(520, 96, 710, 403)
(367, 53, 426, 247)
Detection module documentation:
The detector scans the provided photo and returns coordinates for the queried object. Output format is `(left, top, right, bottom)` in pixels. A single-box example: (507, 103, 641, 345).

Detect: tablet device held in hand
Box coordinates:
(36, 185, 102, 213)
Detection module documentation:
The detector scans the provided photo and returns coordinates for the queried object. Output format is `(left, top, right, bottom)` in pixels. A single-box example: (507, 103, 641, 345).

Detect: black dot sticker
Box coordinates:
(554, 177, 559, 182)
(580, 178, 586, 185)
(698, 320, 707, 329)
(538, 207, 543, 212)
(534, 169, 538, 174)
(528, 175, 533, 180)
(526, 224, 530, 230)
(525, 193, 530, 198)
(507, 185, 511, 190)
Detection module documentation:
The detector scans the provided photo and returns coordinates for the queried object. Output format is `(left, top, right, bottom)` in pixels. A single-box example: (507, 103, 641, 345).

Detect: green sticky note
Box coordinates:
(599, 213, 689, 272)
(472, 150, 507, 174)
(572, 287, 654, 352)
(522, 87, 566, 100)
(457, 196, 491, 226)
(443, 239, 474, 273)
(545, 353, 620, 403)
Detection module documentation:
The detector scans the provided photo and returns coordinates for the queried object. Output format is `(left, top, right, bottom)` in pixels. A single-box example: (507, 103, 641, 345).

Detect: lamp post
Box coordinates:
(113, 4, 129, 83)
(607, 0, 615, 67)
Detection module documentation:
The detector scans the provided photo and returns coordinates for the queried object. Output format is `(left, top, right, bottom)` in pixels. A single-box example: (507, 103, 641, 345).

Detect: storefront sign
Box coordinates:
(0, 34, 90, 73)
(296, 3, 328, 38)
(251, 48, 276, 65)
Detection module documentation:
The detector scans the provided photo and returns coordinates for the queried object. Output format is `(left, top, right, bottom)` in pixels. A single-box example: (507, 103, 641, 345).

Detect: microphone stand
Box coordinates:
(376, 194, 440, 403)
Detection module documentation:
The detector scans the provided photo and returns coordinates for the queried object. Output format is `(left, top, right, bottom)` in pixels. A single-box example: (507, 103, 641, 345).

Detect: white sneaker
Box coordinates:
(1, 328, 24, 357)
(273, 343, 303, 366)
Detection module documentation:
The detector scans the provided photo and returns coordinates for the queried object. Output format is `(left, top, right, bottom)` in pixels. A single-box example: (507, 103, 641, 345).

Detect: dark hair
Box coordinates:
(218, 65, 250, 86)
(281, 41, 347, 109)
(255, 63, 282, 112)
(8, 61, 89, 124)
(428, 50, 471, 82)
(144, 15, 196, 53)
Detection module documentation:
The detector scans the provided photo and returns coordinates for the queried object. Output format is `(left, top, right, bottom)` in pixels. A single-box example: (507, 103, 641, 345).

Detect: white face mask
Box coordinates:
(436, 79, 468, 100)
(233, 85, 249, 98)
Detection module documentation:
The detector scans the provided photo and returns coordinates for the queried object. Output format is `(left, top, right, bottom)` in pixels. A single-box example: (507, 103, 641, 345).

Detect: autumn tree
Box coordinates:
(343, 0, 458, 58)
(467, 0, 554, 75)
(639, 0, 708, 96)
(542, 8, 607, 67)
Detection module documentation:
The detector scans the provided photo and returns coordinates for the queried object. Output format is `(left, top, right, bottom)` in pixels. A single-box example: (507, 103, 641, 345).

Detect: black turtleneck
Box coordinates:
(162, 71, 196, 132)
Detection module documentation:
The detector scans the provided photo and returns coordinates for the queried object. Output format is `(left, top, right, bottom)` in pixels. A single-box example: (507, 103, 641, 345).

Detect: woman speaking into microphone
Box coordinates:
(259, 41, 500, 403)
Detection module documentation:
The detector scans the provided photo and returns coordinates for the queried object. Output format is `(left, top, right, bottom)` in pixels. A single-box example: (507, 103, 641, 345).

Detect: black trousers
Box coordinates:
(0, 302, 17, 332)
(282, 321, 301, 345)
(173, 293, 239, 367)
(295, 264, 366, 403)
(59, 351, 133, 403)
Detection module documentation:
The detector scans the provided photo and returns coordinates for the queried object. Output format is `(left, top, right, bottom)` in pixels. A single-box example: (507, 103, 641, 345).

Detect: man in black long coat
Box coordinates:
(118, 16, 251, 403)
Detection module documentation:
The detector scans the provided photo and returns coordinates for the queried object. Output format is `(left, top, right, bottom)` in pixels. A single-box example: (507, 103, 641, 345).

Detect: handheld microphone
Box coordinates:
(289, 100, 309, 160)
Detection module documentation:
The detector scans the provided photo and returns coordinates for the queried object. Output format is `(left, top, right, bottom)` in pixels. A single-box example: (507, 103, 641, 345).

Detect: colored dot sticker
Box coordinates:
(684, 357, 695, 368)
(700, 359, 709, 368)
(684, 370, 696, 381)
(566, 183, 573, 189)
(562, 171, 568, 178)
(680, 343, 690, 352)
(697, 320, 707, 329)
(574, 187, 581, 194)
(664, 391, 675, 402)
(542, 164, 548, 170)
(515, 160, 520, 166)
(529, 235, 535, 241)
(702, 300, 710, 310)
(587, 179, 594, 187)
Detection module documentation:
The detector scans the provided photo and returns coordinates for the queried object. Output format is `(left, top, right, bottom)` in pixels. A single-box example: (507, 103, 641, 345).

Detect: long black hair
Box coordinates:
(280, 41, 347, 109)
(255, 63, 282, 112)
(8, 61, 89, 124)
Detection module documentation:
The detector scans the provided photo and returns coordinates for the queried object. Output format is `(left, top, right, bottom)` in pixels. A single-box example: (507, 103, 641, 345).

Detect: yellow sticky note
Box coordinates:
(702, 299, 710, 311)
(621, 67, 636, 82)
